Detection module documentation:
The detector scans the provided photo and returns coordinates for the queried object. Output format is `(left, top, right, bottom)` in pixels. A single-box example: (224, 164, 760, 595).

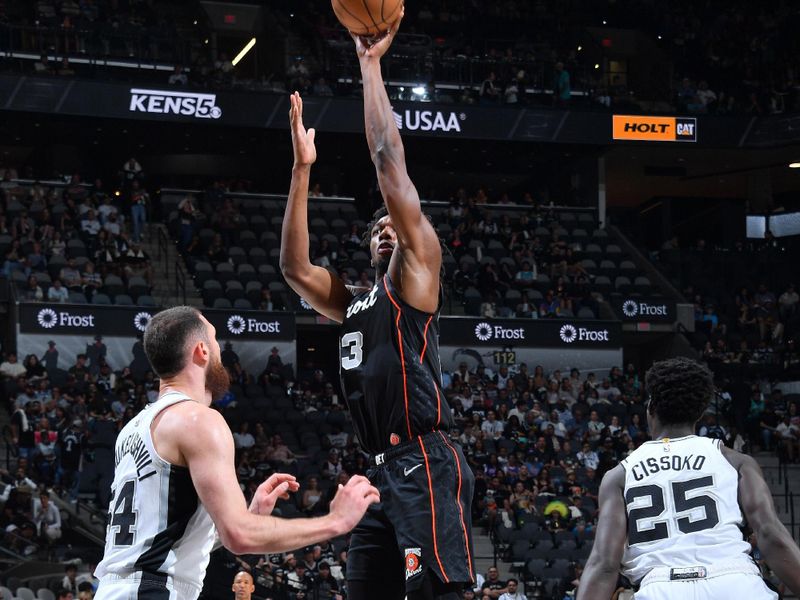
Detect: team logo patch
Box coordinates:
(405, 548, 422, 579)
(390, 433, 401, 446)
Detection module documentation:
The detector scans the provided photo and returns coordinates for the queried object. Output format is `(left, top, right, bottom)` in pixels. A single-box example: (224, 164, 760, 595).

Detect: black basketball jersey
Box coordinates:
(339, 275, 451, 455)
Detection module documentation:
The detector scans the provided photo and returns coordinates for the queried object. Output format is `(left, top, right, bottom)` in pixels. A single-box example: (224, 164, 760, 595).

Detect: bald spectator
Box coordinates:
(232, 570, 255, 600)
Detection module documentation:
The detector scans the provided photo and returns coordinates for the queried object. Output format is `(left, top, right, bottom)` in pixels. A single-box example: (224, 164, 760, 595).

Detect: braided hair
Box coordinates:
(645, 357, 714, 426)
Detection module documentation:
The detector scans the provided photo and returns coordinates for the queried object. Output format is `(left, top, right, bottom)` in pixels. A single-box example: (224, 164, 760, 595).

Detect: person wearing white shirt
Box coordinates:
(0, 353, 27, 378)
(34, 492, 62, 541)
(481, 411, 505, 440)
(498, 578, 527, 600)
(776, 415, 800, 461)
(232, 422, 255, 449)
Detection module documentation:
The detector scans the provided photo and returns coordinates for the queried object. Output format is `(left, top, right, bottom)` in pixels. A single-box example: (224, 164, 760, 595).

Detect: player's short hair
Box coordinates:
(144, 306, 208, 378)
(363, 205, 450, 283)
(645, 357, 713, 426)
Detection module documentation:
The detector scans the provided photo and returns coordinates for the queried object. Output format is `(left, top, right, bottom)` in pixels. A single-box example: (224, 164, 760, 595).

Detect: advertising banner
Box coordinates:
(611, 296, 676, 323)
(17, 303, 296, 377)
(438, 317, 623, 375)
(612, 115, 697, 142)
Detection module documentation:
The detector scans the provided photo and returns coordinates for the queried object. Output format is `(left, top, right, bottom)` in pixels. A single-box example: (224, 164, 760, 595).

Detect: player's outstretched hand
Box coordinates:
(289, 91, 316, 167)
(329, 475, 380, 533)
(351, 5, 405, 61)
(248, 473, 300, 516)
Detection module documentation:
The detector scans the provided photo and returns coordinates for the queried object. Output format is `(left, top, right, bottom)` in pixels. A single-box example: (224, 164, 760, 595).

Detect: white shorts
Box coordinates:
(95, 573, 201, 600)
(635, 564, 777, 600)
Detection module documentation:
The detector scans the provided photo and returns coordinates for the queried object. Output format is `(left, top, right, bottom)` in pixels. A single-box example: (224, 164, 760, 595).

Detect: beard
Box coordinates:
(374, 253, 391, 277)
(205, 354, 230, 402)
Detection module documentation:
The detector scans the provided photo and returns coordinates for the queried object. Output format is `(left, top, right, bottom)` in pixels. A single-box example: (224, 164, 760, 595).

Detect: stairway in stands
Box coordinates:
(756, 452, 800, 542)
(140, 223, 203, 308)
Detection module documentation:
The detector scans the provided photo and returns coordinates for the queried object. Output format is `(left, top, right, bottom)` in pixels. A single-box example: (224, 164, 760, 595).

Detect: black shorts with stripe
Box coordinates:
(347, 431, 475, 593)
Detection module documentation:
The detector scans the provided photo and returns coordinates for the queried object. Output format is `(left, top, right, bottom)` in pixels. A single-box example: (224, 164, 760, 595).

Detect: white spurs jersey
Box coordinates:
(95, 392, 217, 598)
(620, 435, 752, 585)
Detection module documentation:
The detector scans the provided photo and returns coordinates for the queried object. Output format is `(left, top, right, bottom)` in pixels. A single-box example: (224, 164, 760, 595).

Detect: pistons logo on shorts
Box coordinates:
(390, 433, 401, 446)
(405, 547, 422, 579)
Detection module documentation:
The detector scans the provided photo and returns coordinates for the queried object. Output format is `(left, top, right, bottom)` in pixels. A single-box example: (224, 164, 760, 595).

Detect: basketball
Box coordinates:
(331, 0, 404, 37)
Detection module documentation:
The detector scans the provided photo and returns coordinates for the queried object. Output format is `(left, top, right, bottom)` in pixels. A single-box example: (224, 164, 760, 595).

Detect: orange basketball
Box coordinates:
(331, 0, 404, 37)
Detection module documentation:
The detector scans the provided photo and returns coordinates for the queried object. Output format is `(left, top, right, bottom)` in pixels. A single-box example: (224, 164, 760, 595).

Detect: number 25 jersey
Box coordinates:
(620, 435, 752, 584)
(339, 275, 451, 455)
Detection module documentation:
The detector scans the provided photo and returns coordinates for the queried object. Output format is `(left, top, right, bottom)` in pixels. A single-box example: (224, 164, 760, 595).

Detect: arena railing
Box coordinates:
(0, 23, 194, 73)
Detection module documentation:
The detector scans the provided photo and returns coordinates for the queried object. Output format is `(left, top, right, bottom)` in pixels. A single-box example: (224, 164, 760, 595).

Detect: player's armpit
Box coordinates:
(576, 465, 627, 600)
(176, 407, 251, 552)
(280, 261, 353, 323)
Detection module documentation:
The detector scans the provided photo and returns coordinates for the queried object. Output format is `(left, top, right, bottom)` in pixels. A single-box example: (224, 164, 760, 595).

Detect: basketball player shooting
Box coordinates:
(94, 307, 379, 600)
(280, 9, 474, 600)
(577, 357, 800, 600)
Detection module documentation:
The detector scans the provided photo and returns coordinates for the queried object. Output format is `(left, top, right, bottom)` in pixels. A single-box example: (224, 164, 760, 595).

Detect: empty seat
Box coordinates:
(233, 298, 253, 310)
(92, 293, 111, 305)
(213, 298, 232, 309)
(137, 295, 156, 307)
(114, 294, 134, 305)
(68, 291, 87, 304)
(17, 587, 36, 600)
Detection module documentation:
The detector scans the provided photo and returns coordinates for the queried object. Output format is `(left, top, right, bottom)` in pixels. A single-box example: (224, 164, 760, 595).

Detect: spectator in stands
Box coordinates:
(481, 566, 508, 599)
(56, 590, 73, 600)
(233, 422, 256, 450)
(265, 434, 296, 465)
(538, 290, 560, 318)
(62, 564, 80, 596)
(776, 414, 799, 462)
(313, 77, 334, 97)
(177, 194, 200, 251)
(22, 275, 43, 301)
(498, 578, 526, 600)
(554, 62, 571, 106)
(1, 353, 27, 379)
(480, 72, 500, 105)
(34, 491, 61, 542)
(34, 52, 54, 74)
(121, 157, 142, 186)
(128, 180, 149, 242)
(322, 448, 343, 480)
(779, 284, 798, 321)
(168, 65, 188, 86)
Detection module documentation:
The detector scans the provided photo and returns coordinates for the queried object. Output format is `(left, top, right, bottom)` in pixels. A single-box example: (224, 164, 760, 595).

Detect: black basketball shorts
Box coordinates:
(346, 431, 475, 593)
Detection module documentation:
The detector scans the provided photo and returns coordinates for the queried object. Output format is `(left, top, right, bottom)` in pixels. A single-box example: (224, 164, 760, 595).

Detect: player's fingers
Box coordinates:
(307, 128, 316, 145)
(347, 475, 370, 486)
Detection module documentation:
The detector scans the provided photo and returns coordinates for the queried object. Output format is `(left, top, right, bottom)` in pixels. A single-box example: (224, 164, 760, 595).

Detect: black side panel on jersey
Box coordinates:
(134, 465, 198, 598)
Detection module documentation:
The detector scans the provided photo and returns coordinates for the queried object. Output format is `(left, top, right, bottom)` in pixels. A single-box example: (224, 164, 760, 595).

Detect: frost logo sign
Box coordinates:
(37, 308, 95, 329)
(559, 323, 609, 344)
(226, 314, 281, 336)
(129, 88, 222, 119)
(620, 298, 670, 319)
(472, 322, 525, 342)
(392, 109, 465, 133)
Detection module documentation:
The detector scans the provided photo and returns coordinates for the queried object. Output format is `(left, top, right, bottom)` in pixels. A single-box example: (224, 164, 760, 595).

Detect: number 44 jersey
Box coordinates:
(620, 435, 752, 584)
(95, 392, 216, 598)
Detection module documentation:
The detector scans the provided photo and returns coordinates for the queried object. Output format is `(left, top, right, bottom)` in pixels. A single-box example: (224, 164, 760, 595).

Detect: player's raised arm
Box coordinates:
(724, 447, 800, 594)
(170, 402, 379, 554)
(280, 92, 353, 323)
(576, 465, 627, 600)
(352, 11, 441, 312)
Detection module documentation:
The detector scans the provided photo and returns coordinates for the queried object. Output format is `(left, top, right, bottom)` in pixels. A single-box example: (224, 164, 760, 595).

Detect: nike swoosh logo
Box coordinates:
(404, 464, 423, 477)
